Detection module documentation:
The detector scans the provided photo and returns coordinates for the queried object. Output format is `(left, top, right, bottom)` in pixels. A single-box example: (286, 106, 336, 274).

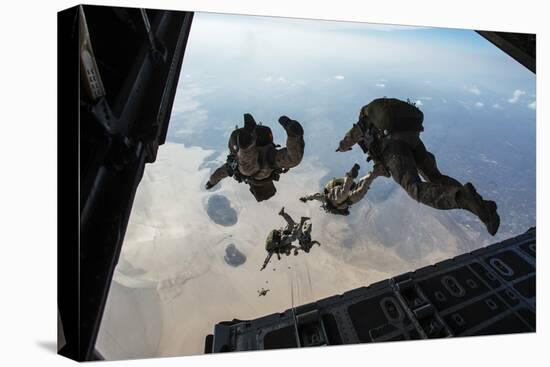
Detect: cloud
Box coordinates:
(168, 83, 210, 139)
(334, 75, 345, 80)
(479, 153, 498, 165)
(492, 103, 503, 109)
(528, 100, 536, 110)
(508, 89, 526, 103)
(263, 76, 306, 86)
(172, 83, 205, 114)
(415, 100, 423, 106)
(468, 86, 481, 95)
(457, 100, 471, 110)
(375, 82, 385, 87)
(290, 80, 307, 87)
(419, 96, 432, 101)
(475, 102, 484, 108)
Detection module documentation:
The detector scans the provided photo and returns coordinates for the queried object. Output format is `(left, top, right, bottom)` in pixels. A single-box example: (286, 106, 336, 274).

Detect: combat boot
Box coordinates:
(457, 183, 500, 235)
(278, 116, 304, 137)
(346, 163, 360, 179)
(243, 113, 257, 132)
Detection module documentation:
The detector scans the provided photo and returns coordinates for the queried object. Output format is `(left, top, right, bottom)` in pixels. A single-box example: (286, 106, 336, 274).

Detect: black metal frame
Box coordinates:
(58, 5, 194, 361)
(209, 229, 535, 352)
(475, 31, 536, 74)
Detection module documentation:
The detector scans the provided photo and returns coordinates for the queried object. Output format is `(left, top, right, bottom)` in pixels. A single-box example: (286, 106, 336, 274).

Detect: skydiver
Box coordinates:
(205, 113, 305, 202)
(257, 288, 270, 296)
(260, 207, 320, 271)
(299, 163, 387, 215)
(336, 97, 500, 235)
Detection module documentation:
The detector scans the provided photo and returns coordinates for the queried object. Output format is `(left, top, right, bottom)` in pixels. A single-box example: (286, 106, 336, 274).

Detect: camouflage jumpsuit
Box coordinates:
(302, 171, 378, 210)
(337, 98, 499, 235)
(207, 123, 304, 186)
(261, 209, 319, 270)
(339, 122, 464, 210)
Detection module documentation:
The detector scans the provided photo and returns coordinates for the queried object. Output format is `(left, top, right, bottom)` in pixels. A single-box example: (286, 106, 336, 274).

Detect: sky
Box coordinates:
(96, 11, 536, 360)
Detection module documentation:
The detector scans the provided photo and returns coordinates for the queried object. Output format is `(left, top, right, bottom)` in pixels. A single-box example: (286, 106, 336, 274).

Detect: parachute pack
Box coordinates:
(226, 123, 285, 202)
(322, 200, 350, 216)
(265, 229, 281, 251)
(228, 124, 275, 155)
(359, 97, 424, 133)
(226, 124, 283, 183)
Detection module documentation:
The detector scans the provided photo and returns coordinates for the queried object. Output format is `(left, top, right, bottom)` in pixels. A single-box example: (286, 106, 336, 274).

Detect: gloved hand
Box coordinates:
(278, 115, 304, 136)
(335, 140, 352, 152)
(243, 113, 257, 132)
(278, 115, 291, 125)
(347, 163, 360, 179)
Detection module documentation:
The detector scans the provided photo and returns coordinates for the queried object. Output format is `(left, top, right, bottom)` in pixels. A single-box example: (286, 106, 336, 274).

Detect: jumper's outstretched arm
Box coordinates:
(300, 192, 325, 203)
(206, 163, 230, 189)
